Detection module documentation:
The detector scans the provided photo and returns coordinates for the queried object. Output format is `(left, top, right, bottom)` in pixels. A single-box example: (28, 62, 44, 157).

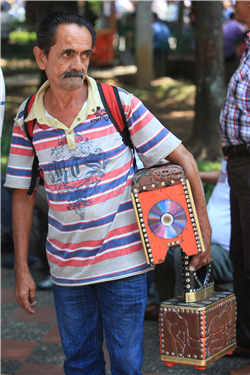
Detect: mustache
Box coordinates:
(62, 71, 85, 79)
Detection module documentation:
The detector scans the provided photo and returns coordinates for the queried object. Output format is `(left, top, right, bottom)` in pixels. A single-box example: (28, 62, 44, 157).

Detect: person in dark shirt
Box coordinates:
(223, 11, 246, 62)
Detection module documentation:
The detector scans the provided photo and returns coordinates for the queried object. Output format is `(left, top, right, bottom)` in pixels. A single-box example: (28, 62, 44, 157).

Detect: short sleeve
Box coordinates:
(4, 120, 36, 189)
(119, 90, 181, 167)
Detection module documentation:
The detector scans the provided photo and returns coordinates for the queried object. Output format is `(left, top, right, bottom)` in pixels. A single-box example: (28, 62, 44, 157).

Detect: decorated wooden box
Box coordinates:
(159, 291, 236, 370)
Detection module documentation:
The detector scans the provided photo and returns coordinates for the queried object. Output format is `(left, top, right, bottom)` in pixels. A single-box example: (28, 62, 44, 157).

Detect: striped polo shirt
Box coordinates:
(5, 76, 181, 286)
(220, 32, 250, 146)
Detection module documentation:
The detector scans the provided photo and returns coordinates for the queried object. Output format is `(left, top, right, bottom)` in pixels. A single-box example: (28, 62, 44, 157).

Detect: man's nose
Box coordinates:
(71, 55, 84, 71)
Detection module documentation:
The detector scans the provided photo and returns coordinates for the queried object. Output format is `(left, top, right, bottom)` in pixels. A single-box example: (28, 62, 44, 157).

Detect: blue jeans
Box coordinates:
(52, 273, 148, 375)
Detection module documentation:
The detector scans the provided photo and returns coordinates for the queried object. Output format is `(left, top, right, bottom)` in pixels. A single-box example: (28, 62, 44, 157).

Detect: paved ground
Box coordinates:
(1, 262, 250, 375)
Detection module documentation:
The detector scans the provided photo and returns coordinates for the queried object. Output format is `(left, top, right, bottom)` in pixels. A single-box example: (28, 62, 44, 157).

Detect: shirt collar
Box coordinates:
(25, 75, 103, 130)
(246, 31, 250, 49)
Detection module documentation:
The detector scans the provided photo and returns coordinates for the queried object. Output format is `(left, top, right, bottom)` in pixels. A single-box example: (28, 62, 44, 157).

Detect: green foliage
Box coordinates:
(9, 30, 37, 43)
(1, 124, 12, 173)
(196, 160, 221, 172)
(1, 41, 36, 59)
(196, 160, 222, 203)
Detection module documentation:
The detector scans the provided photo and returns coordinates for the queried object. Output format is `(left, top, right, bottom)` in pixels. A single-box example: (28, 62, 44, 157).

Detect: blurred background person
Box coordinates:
(152, 12, 171, 77)
(1, 1, 13, 44)
(223, 11, 247, 62)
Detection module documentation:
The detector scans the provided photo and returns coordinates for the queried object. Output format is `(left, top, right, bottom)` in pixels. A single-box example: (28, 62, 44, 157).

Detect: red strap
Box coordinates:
(99, 83, 125, 134)
(25, 93, 37, 138)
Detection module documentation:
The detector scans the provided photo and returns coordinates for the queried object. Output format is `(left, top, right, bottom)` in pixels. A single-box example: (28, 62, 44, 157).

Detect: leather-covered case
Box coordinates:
(159, 292, 236, 370)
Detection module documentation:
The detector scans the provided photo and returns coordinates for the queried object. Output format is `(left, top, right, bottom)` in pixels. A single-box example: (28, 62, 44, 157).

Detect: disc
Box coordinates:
(148, 200, 187, 239)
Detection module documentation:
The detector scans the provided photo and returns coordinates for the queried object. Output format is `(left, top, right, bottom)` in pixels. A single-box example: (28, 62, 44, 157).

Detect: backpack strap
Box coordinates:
(97, 82, 134, 150)
(23, 93, 41, 196)
(23, 94, 37, 141)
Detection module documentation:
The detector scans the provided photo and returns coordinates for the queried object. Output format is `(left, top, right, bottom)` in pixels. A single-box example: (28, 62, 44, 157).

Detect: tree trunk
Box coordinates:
(189, 1, 225, 160)
(176, 1, 184, 52)
(25, 1, 78, 26)
(135, 1, 153, 88)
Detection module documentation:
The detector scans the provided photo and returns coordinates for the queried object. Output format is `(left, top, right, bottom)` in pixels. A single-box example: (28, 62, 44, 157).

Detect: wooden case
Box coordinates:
(160, 292, 236, 370)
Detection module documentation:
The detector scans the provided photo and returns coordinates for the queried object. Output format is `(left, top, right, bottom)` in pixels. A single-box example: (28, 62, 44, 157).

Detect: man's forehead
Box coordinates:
(55, 23, 92, 43)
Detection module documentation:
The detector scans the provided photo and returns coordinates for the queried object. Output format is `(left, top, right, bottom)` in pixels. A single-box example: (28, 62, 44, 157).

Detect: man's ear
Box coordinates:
(33, 46, 47, 70)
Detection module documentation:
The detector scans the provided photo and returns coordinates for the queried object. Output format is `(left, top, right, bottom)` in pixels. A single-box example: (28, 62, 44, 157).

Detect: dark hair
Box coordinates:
(230, 11, 236, 20)
(37, 10, 97, 57)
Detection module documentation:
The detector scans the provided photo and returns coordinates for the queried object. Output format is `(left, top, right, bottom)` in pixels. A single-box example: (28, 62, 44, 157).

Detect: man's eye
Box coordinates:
(82, 52, 91, 59)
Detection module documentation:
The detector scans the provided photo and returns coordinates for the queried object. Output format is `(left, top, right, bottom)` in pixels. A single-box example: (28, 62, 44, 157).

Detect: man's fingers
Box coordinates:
(15, 279, 37, 314)
(29, 287, 36, 301)
(189, 254, 199, 271)
(21, 296, 37, 314)
(16, 293, 36, 314)
(29, 298, 37, 307)
(189, 250, 211, 271)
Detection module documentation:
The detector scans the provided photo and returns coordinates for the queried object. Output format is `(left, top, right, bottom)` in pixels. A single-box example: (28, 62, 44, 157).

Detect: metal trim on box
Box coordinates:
(161, 342, 237, 367)
(184, 284, 214, 303)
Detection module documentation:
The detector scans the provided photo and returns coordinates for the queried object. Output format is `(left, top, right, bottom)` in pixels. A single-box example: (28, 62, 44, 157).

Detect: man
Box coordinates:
(223, 11, 246, 62)
(220, 2, 250, 374)
(5, 11, 211, 375)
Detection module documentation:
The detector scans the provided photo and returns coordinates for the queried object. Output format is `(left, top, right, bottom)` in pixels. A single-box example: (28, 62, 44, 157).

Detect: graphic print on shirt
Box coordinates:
(47, 132, 110, 219)
(90, 109, 108, 123)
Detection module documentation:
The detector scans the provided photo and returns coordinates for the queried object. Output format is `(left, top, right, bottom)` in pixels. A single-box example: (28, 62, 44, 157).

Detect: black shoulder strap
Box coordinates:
(112, 86, 134, 151)
(97, 82, 134, 150)
(23, 94, 40, 196)
(23, 94, 36, 142)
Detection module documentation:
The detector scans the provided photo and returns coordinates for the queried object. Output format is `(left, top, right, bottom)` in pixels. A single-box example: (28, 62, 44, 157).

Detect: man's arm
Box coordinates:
(199, 169, 221, 185)
(166, 144, 212, 271)
(12, 188, 37, 314)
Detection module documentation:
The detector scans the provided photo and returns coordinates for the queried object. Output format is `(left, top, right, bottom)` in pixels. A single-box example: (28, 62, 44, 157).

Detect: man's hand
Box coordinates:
(15, 269, 37, 314)
(189, 245, 211, 271)
(188, 215, 211, 271)
(12, 189, 37, 314)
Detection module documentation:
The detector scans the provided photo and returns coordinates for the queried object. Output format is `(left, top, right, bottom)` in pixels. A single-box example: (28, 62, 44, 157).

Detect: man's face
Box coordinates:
(235, 1, 250, 27)
(42, 23, 92, 92)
